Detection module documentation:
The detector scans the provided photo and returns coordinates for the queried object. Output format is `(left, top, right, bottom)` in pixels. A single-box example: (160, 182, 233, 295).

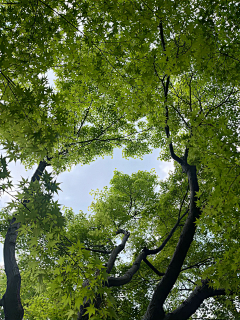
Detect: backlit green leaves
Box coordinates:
(0, 1, 240, 319)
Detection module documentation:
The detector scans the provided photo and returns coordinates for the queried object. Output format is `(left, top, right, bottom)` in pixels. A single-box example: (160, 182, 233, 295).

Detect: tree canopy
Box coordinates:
(0, 0, 239, 319)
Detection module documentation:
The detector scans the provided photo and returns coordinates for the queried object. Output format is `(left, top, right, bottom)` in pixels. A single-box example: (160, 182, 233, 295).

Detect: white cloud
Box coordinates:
(160, 159, 174, 179)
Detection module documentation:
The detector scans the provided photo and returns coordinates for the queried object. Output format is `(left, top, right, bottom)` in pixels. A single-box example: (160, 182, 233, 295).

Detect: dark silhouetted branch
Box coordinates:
(143, 258, 165, 277)
(2, 160, 48, 320)
(108, 251, 146, 287)
(106, 229, 130, 274)
(84, 248, 111, 254)
(145, 209, 188, 255)
(2, 218, 23, 320)
(77, 101, 92, 136)
(164, 280, 225, 320)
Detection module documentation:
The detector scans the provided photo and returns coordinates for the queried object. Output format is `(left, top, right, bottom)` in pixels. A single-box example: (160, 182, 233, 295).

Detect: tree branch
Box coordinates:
(2, 160, 48, 320)
(84, 248, 111, 254)
(107, 205, 189, 289)
(144, 162, 200, 318)
(2, 218, 23, 320)
(178, 186, 189, 219)
(144, 209, 188, 255)
(143, 258, 165, 277)
(170, 104, 191, 130)
(78, 230, 129, 319)
(144, 21, 202, 320)
(164, 280, 225, 320)
(162, 74, 184, 167)
(107, 251, 146, 287)
(158, 20, 166, 52)
(106, 229, 130, 274)
(31, 160, 49, 182)
(58, 126, 152, 157)
(181, 258, 212, 273)
(77, 101, 93, 136)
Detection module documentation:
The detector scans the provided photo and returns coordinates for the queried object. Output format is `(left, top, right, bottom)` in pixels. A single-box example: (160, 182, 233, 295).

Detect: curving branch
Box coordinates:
(144, 136, 201, 319)
(164, 280, 225, 320)
(107, 209, 187, 288)
(143, 21, 204, 320)
(31, 160, 50, 182)
(78, 229, 130, 320)
(107, 251, 146, 287)
(106, 229, 130, 274)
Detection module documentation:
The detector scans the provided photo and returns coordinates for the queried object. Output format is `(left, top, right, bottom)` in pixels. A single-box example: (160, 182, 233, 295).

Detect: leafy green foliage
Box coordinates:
(0, 0, 239, 319)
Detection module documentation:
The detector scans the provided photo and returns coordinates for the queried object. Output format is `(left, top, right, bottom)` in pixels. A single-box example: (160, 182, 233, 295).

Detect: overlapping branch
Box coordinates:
(107, 210, 188, 287)
(143, 21, 207, 320)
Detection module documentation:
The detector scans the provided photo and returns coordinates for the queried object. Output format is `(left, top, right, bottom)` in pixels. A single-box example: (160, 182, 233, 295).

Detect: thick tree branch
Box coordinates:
(107, 251, 146, 287)
(184, 147, 189, 163)
(107, 208, 188, 288)
(144, 21, 203, 320)
(106, 229, 130, 274)
(106, 206, 188, 289)
(164, 280, 225, 320)
(2, 160, 48, 320)
(169, 143, 184, 165)
(158, 20, 166, 52)
(31, 160, 49, 182)
(144, 162, 200, 320)
(2, 218, 23, 320)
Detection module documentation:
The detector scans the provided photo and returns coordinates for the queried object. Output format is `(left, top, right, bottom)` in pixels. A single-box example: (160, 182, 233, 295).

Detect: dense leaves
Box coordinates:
(0, 0, 239, 319)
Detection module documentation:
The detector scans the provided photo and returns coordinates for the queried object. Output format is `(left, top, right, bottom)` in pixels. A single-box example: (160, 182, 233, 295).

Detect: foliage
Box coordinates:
(0, 0, 239, 319)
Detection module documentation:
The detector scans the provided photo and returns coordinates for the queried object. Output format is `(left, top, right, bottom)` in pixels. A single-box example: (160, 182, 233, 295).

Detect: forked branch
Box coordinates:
(107, 211, 188, 287)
